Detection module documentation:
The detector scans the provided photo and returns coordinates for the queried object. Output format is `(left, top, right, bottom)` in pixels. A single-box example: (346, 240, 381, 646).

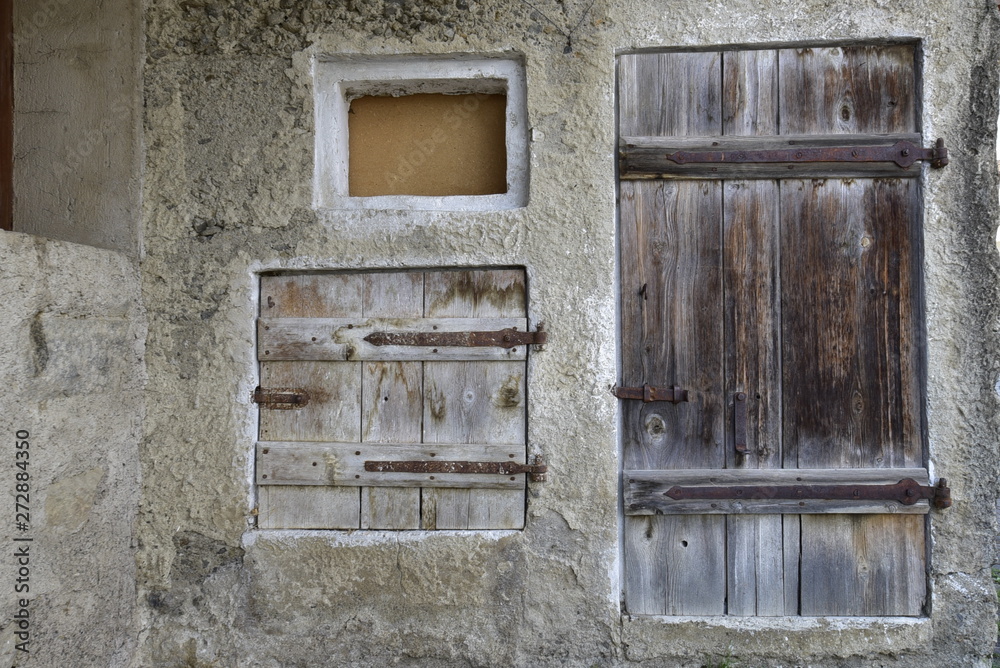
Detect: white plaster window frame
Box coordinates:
(314, 55, 529, 211)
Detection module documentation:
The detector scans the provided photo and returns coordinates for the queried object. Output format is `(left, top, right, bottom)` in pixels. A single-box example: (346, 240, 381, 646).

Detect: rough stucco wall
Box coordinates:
(13, 0, 142, 255)
(136, 1, 1000, 666)
(0, 233, 144, 667)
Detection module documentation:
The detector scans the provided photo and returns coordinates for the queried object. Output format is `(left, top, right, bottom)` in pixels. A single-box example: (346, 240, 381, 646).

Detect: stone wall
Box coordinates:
(3, 0, 999, 666)
(0, 233, 143, 667)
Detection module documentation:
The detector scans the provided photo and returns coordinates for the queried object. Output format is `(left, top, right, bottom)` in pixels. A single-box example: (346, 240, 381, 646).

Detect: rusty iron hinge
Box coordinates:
(613, 384, 688, 404)
(664, 138, 949, 170)
(364, 455, 548, 482)
(364, 327, 547, 349)
(251, 386, 310, 409)
(664, 478, 952, 509)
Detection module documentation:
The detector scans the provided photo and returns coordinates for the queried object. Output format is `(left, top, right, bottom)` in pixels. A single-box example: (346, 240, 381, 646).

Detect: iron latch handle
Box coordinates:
(252, 387, 310, 409)
(363, 327, 546, 349)
(734, 392, 748, 455)
(364, 456, 548, 482)
(613, 384, 688, 403)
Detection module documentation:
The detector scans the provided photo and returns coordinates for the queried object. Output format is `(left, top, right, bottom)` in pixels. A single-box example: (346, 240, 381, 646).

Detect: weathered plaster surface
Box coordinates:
(133, 1, 1000, 666)
(0, 233, 144, 667)
(13, 0, 142, 254)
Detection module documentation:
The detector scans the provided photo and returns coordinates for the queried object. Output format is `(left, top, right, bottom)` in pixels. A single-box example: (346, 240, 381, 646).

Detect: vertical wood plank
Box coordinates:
(624, 516, 726, 615)
(620, 180, 725, 470)
(421, 270, 526, 530)
(778, 45, 916, 135)
(727, 515, 786, 616)
(0, 0, 11, 231)
(723, 50, 778, 137)
(800, 514, 925, 616)
(783, 515, 801, 615)
(259, 486, 362, 530)
(721, 50, 787, 612)
(724, 180, 781, 469)
(360, 272, 423, 529)
(619, 175, 725, 615)
(781, 179, 922, 469)
(258, 274, 363, 529)
(619, 51, 723, 137)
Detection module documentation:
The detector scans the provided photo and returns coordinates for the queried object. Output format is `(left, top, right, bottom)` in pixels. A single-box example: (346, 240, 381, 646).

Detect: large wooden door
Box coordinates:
(255, 268, 534, 530)
(618, 45, 934, 616)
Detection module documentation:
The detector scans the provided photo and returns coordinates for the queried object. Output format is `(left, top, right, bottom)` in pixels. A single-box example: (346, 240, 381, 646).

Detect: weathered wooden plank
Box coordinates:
(257, 273, 363, 528)
(783, 515, 801, 614)
(622, 133, 923, 149)
(623, 516, 726, 615)
(619, 52, 722, 137)
(722, 50, 786, 617)
(778, 45, 916, 135)
(260, 273, 364, 318)
(257, 441, 526, 488)
(723, 49, 778, 137)
(781, 179, 922, 469)
(619, 134, 928, 179)
(258, 486, 361, 530)
(421, 360, 526, 527)
(724, 180, 781, 470)
(625, 468, 930, 485)
(620, 180, 725, 470)
(258, 361, 362, 443)
(422, 269, 527, 530)
(360, 271, 423, 530)
(727, 514, 785, 615)
(258, 317, 529, 361)
(423, 269, 526, 320)
(625, 468, 931, 514)
(620, 175, 725, 615)
(800, 514, 926, 615)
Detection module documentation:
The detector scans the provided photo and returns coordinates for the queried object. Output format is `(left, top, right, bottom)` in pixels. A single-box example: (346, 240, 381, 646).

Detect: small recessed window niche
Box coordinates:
(314, 56, 528, 211)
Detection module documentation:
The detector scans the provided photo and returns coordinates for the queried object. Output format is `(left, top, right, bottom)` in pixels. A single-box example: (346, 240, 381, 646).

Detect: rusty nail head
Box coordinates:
(312, 462, 317, 467)
(262, 474, 267, 479)
(262, 448, 269, 454)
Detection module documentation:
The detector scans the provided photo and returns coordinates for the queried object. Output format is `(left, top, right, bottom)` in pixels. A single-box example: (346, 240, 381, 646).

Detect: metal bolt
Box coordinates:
(902, 149, 910, 157)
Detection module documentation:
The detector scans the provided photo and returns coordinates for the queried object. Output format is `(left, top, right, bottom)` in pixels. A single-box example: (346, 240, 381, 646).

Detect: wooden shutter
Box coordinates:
(618, 45, 932, 616)
(255, 269, 532, 530)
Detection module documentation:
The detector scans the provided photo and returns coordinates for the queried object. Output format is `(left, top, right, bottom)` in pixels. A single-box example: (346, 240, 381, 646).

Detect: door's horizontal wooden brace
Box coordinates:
(258, 317, 529, 361)
(619, 133, 944, 179)
(625, 467, 935, 515)
(256, 441, 528, 489)
(364, 456, 547, 482)
(613, 384, 688, 403)
(364, 327, 546, 349)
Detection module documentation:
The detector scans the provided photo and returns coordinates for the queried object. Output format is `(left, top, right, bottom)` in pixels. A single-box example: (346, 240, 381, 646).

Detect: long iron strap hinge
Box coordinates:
(664, 477, 952, 510)
(663, 138, 949, 169)
(364, 326, 547, 349)
(364, 456, 548, 482)
(613, 384, 688, 404)
(251, 386, 310, 410)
